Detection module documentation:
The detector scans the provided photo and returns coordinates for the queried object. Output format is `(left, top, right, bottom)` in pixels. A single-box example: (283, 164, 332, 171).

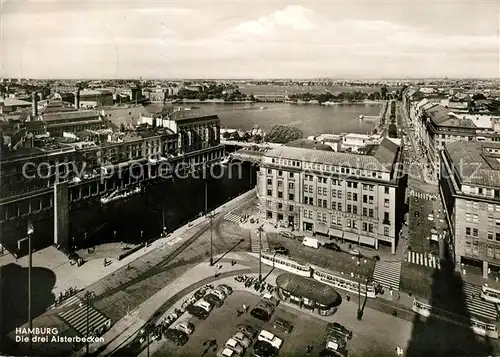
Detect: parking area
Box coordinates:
(152, 289, 408, 357)
(266, 233, 375, 282)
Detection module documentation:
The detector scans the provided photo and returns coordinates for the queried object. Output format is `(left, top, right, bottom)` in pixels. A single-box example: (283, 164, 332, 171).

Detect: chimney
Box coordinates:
(32, 92, 38, 117)
(74, 88, 80, 109)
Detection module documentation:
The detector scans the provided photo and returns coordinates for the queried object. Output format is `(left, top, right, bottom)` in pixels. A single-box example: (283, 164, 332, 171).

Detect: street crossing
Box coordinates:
(462, 282, 498, 322)
(55, 295, 81, 309)
(224, 212, 242, 224)
(408, 189, 437, 201)
(406, 251, 441, 269)
(58, 298, 110, 336)
(372, 261, 402, 291)
(251, 231, 269, 253)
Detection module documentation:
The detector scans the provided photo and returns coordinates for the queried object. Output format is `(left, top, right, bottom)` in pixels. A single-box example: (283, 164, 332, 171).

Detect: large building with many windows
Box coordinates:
(440, 140, 500, 278)
(258, 138, 403, 253)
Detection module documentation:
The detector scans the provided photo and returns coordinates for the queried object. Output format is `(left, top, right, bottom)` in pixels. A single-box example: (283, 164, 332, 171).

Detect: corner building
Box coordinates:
(258, 138, 403, 254)
(440, 141, 500, 277)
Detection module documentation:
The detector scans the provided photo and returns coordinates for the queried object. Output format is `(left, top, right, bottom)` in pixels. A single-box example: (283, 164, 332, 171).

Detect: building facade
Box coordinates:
(440, 140, 500, 277)
(258, 138, 402, 253)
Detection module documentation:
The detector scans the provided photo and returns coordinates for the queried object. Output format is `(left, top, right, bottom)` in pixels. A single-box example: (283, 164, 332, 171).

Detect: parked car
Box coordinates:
(174, 321, 194, 335)
(204, 293, 224, 308)
(164, 329, 189, 346)
(217, 284, 233, 295)
(348, 249, 361, 257)
(194, 289, 206, 300)
(187, 304, 209, 320)
(327, 322, 353, 340)
(253, 340, 278, 357)
(217, 347, 239, 357)
(272, 246, 289, 255)
(225, 338, 245, 355)
(415, 211, 420, 217)
(279, 231, 294, 239)
(272, 318, 293, 334)
(237, 324, 258, 339)
(251, 307, 272, 322)
(261, 293, 279, 307)
(232, 331, 251, 348)
(323, 243, 341, 251)
(209, 289, 226, 300)
(257, 330, 283, 349)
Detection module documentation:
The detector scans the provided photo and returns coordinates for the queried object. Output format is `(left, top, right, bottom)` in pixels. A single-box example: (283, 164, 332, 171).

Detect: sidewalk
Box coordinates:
(1, 189, 256, 304)
(81, 252, 253, 356)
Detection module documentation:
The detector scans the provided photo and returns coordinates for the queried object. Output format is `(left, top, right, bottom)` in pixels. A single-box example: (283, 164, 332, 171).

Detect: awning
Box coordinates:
(343, 231, 359, 242)
(358, 235, 376, 246)
(314, 224, 329, 235)
(328, 228, 344, 239)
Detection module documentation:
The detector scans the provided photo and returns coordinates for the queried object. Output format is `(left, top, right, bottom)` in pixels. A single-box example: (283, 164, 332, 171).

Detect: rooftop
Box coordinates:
(286, 139, 334, 151)
(0, 98, 32, 107)
(169, 110, 218, 122)
(275, 273, 341, 306)
(445, 140, 500, 187)
(265, 137, 399, 172)
(41, 110, 100, 122)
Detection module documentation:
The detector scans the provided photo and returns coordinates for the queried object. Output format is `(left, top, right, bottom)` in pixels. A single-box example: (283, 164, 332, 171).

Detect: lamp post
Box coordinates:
(356, 257, 362, 320)
(257, 224, 264, 282)
(27, 221, 34, 354)
(83, 291, 96, 355)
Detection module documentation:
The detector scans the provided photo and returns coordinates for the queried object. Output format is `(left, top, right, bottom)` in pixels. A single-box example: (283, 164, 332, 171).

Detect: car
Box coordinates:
(257, 330, 283, 349)
(225, 338, 245, 355)
(164, 328, 189, 346)
(415, 211, 420, 217)
(348, 249, 361, 257)
(323, 243, 341, 251)
(217, 347, 239, 357)
(251, 307, 272, 322)
(237, 324, 258, 339)
(204, 293, 224, 308)
(217, 284, 233, 295)
(232, 331, 251, 348)
(253, 340, 278, 357)
(261, 293, 279, 307)
(194, 289, 206, 300)
(272, 246, 289, 255)
(187, 304, 209, 320)
(209, 289, 226, 300)
(279, 231, 294, 239)
(327, 322, 353, 340)
(272, 318, 293, 334)
(174, 321, 194, 335)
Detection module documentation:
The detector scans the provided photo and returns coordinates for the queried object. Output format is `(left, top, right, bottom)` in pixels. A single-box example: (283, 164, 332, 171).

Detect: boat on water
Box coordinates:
(260, 106, 267, 110)
(101, 186, 142, 205)
(359, 114, 364, 120)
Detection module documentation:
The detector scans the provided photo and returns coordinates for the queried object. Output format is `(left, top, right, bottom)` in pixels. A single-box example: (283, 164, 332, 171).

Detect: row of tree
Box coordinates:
(288, 90, 382, 104)
(170, 84, 252, 102)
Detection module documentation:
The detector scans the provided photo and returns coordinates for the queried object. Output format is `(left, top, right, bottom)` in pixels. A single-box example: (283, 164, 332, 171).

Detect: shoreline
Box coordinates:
(166, 99, 384, 105)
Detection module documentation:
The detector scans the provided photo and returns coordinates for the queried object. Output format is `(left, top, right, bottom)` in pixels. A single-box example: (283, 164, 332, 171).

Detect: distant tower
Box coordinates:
(32, 92, 38, 117)
(74, 88, 80, 109)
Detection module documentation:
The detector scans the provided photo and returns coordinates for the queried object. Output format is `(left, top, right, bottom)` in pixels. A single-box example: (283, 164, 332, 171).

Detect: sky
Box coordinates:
(1, 0, 499, 79)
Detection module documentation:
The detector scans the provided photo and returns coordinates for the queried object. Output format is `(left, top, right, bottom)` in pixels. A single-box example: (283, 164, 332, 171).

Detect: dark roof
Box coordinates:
(445, 140, 500, 187)
(275, 273, 341, 306)
(170, 110, 218, 122)
(41, 110, 100, 122)
(286, 139, 333, 151)
(424, 105, 453, 125)
(438, 117, 476, 128)
(373, 138, 399, 167)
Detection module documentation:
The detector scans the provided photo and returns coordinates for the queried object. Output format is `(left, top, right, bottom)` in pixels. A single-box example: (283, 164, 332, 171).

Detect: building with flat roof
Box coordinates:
(275, 273, 341, 315)
(440, 140, 500, 277)
(258, 137, 404, 253)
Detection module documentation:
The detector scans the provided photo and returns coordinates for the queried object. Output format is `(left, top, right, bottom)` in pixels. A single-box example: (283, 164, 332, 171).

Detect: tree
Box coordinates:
(222, 131, 231, 139)
(230, 131, 241, 141)
(381, 85, 388, 100)
(388, 123, 398, 138)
